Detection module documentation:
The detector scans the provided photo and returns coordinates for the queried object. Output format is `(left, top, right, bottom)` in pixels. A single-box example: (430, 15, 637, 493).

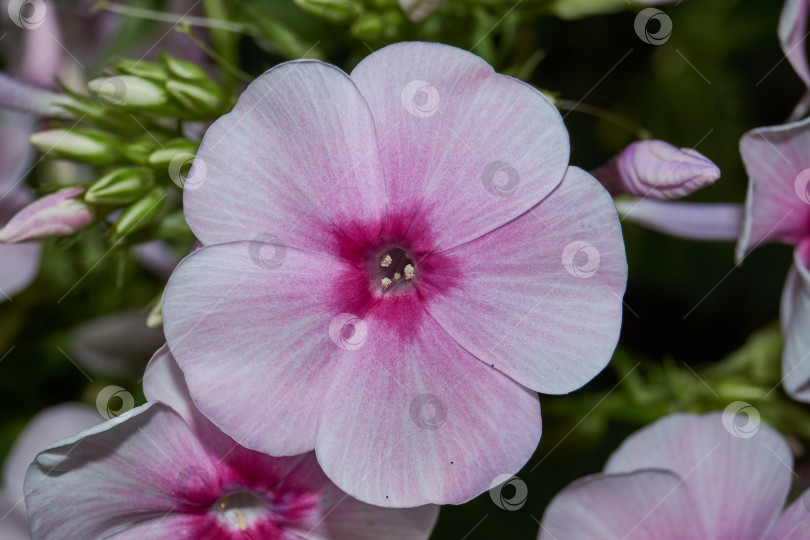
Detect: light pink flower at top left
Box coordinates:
(162, 41, 627, 507)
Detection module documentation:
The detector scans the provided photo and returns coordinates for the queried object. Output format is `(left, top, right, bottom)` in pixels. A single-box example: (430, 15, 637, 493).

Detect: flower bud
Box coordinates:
(594, 140, 721, 200)
(398, 0, 445, 22)
(0, 188, 93, 243)
(88, 75, 170, 109)
(29, 128, 122, 165)
(147, 139, 199, 169)
(293, 0, 363, 24)
(160, 53, 209, 81)
(114, 59, 169, 82)
(165, 80, 226, 117)
(85, 168, 155, 205)
(113, 187, 166, 238)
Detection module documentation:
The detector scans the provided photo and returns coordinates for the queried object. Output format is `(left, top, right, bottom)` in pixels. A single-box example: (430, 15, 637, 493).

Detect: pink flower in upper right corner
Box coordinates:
(738, 115, 810, 402)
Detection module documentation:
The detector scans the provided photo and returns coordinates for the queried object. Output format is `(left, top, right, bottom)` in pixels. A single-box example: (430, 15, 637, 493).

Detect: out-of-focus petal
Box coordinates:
(0, 188, 92, 243)
(780, 0, 810, 89)
(398, 0, 446, 21)
(605, 413, 792, 540)
(539, 470, 704, 539)
(616, 199, 743, 241)
(779, 241, 810, 402)
(766, 488, 810, 540)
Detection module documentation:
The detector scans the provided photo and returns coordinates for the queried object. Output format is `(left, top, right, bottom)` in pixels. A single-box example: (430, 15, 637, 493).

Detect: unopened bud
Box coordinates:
(293, 0, 363, 24)
(114, 59, 169, 82)
(160, 53, 209, 81)
(29, 128, 121, 165)
(113, 187, 166, 238)
(147, 139, 199, 169)
(85, 168, 155, 205)
(88, 75, 169, 109)
(0, 188, 93, 243)
(594, 140, 721, 200)
(165, 80, 225, 117)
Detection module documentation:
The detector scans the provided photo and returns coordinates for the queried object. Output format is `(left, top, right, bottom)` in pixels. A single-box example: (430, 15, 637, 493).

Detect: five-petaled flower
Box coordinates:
(24, 346, 439, 539)
(539, 413, 810, 539)
(162, 41, 627, 507)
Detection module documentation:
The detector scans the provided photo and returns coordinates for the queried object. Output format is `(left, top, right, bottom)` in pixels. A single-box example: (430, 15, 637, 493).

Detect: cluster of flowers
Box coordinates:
(0, 0, 809, 539)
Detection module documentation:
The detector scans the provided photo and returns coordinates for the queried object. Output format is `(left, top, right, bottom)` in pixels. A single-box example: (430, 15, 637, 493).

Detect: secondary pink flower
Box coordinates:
(738, 116, 810, 402)
(162, 42, 627, 506)
(0, 403, 98, 540)
(24, 346, 439, 539)
(0, 188, 92, 243)
(593, 140, 721, 200)
(539, 412, 810, 539)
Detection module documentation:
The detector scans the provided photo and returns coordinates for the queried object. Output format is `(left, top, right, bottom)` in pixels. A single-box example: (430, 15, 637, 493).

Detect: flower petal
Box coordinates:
(604, 413, 792, 540)
(779, 243, 810, 402)
(350, 42, 570, 252)
(163, 242, 361, 456)
(0, 188, 92, 243)
(539, 470, 703, 540)
(780, 0, 810, 88)
(315, 296, 541, 507)
(420, 167, 626, 394)
(0, 494, 29, 540)
(0, 242, 40, 301)
(143, 346, 439, 539)
(24, 402, 220, 540)
(737, 117, 810, 262)
(68, 310, 165, 378)
(183, 60, 385, 253)
(2, 403, 98, 507)
(765, 488, 810, 540)
(616, 199, 743, 241)
(398, 0, 446, 21)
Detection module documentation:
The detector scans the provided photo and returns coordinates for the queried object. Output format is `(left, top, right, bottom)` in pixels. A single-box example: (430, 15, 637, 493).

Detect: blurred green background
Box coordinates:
(0, 0, 806, 537)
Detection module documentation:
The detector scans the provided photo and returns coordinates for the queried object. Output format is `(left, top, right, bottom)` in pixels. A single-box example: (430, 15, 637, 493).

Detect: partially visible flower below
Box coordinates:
(162, 42, 627, 507)
(0, 404, 98, 540)
(0, 188, 93, 243)
(738, 115, 810, 402)
(67, 309, 166, 378)
(593, 139, 721, 200)
(24, 346, 439, 540)
(539, 412, 810, 539)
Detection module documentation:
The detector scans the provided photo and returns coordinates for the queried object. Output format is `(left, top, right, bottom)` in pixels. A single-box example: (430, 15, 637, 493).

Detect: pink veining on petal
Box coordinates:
(0, 187, 92, 243)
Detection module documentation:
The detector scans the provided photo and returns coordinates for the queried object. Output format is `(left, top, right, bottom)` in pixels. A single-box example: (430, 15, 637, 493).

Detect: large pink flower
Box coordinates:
(738, 116, 810, 401)
(163, 42, 627, 506)
(539, 412, 810, 539)
(24, 346, 439, 539)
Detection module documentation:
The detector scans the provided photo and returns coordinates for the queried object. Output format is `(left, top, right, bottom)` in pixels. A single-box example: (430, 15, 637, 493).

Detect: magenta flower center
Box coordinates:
(371, 246, 416, 292)
(211, 490, 268, 532)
